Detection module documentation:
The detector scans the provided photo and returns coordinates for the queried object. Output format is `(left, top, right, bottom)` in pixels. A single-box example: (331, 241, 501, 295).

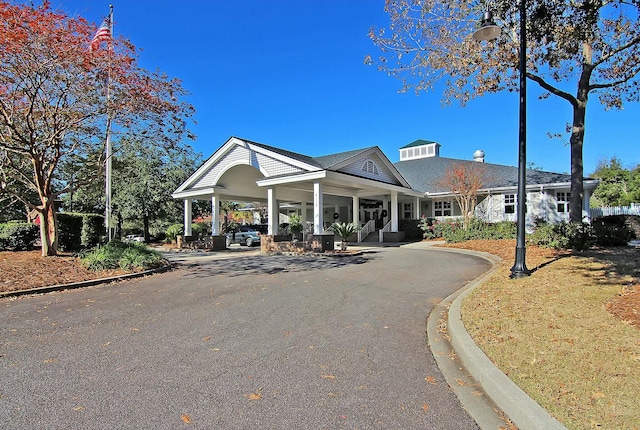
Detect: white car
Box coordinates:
(125, 234, 145, 243)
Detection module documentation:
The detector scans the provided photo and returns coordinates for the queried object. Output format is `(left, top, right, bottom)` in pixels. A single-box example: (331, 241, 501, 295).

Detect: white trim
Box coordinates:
(329, 147, 412, 188)
(172, 187, 218, 199)
(173, 137, 320, 195)
(213, 159, 270, 185)
(257, 171, 328, 187)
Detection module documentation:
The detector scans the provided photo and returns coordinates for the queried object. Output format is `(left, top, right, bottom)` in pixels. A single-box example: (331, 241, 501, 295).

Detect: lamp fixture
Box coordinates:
(473, 11, 501, 41)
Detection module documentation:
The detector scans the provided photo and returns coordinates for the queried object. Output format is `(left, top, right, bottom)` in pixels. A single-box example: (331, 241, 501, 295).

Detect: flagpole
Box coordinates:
(105, 4, 114, 241)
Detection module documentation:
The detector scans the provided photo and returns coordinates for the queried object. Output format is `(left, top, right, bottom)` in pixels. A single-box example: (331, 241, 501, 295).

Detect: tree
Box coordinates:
(112, 140, 201, 242)
(0, 2, 194, 255)
(591, 158, 640, 207)
(369, 0, 640, 223)
(435, 162, 487, 229)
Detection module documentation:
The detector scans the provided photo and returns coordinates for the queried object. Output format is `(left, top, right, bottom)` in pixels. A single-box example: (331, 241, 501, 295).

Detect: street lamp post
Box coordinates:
(473, 1, 530, 278)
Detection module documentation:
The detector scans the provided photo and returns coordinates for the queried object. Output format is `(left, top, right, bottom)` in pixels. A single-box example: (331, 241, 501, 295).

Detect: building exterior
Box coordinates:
(172, 137, 598, 242)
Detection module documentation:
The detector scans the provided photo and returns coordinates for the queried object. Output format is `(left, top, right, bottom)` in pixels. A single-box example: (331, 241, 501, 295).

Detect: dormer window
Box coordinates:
(362, 159, 379, 175)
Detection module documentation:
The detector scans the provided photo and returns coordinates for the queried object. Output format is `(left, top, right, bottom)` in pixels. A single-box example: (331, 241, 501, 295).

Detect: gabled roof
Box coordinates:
(245, 139, 322, 168)
(312, 147, 377, 169)
(394, 156, 574, 193)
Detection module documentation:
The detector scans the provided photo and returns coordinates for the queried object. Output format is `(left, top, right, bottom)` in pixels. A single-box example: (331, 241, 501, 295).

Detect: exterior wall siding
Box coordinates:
(191, 146, 307, 189)
(338, 155, 400, 185)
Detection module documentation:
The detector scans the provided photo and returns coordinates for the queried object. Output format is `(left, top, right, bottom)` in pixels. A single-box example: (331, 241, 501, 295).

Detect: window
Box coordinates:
(504, 194, 516, 214)
(557, 192, 570, 213)
(361, 159, 379, 175)
(403, 203, 412, 219)
(434, 201, 451, 217)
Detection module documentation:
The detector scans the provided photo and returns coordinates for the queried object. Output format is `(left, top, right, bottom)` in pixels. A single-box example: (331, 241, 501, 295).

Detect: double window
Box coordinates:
(504, 194, 516, 214)
(557, 192, 570, 213)
(434, 201, 451, 217)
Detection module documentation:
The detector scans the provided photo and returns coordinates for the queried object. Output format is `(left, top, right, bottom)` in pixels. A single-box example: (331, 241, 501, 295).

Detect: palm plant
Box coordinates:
(288, 213, 303, 240)
(330, 222, 359, 251)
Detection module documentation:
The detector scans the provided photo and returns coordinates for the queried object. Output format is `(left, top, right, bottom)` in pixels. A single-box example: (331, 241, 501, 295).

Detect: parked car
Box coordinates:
(125, 234, 145, 243)
(226, 226, 261, 247)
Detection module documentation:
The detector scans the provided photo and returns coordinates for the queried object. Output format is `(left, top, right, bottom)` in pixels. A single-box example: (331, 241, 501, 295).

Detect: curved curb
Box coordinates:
(426, 247, 567, 430)
(0, 264, 172, 299)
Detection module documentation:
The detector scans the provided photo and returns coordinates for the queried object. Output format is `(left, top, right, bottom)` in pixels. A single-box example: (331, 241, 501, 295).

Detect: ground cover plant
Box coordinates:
(452, 240, 640, 429)
(80, 241, 165, 271)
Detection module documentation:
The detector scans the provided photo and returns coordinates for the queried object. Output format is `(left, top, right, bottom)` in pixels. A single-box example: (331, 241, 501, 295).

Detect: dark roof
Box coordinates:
(243, 138, 322, 168)
(400, 139, 438, 149)
(394, 156, 572, 193)
(312, 147, 378, 169)
(245, 138, 378, 171)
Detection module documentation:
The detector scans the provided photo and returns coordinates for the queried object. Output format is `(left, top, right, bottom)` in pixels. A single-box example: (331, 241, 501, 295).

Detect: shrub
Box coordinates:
(418, 217, 439, 239)
(528, 220, 594, 251)
(165, 224, 183, 242)
(80, 241, 164, 271)
(399, 218, 423, 240)
(565, 222, 595, 251)
(438, 219, 516, 243)
(592, 216, 636, 247)
(191, 222, 208, 237)
(528, 221, 569, 250)
(81, 214, 104, 248)
(0, 222, 39, 251)
(57, 213, 83, 251)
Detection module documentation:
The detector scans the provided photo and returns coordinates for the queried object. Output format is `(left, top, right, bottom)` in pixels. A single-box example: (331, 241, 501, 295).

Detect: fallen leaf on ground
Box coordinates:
(181, 414, 191, 423)
(425, 375, 437, 385)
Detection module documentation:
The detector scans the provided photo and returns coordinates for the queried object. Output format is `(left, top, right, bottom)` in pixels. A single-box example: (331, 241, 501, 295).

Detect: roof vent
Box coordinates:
(473, 149, 485, 163)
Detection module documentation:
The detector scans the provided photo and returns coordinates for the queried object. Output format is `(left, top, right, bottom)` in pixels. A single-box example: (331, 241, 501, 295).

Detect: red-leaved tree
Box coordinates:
(0, 1, 194, 255)
(436, 162, 488, 229)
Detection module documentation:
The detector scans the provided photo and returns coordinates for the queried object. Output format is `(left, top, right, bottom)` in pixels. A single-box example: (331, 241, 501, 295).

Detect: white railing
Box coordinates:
(379, 220, 392, 243)
(358, 220, 376, 242)
(590, 204, 640, 218)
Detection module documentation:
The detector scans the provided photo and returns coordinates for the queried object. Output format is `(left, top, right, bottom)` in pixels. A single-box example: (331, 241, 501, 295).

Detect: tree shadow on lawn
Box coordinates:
(575, 247, 640, 286)
(176, 253, 373, 278)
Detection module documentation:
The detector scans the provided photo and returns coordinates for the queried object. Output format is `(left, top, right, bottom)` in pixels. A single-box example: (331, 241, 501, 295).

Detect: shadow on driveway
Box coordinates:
(176, 253, 374, 277)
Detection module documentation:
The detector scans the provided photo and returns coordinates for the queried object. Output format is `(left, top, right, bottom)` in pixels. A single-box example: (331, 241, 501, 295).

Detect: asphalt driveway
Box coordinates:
(1, 245, 491, 429)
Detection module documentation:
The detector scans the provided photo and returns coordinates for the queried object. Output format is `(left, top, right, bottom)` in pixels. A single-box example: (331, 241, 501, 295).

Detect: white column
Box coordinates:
(313, 182, 324, 234)
(352, 196, 360, 226)
(184, 199, 192, 236)
(301, 201, 307, 232)
(414, 197, 421, 219)
(391, 191, 398, 232)
(211, 194, 219, 235)
(583, 187, 592, 222)
(267, 187, 278, 235)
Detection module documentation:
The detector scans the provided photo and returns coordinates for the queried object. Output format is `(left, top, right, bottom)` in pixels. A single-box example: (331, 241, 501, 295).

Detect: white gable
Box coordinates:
(337, 153, 402, 186)
(191, 144, 307, 189)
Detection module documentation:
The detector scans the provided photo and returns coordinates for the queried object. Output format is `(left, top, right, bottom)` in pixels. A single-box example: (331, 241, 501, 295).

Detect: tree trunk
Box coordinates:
(143, 213, 150, 242)
(569, 100, 587, 223)
(39, 203, 58, 256)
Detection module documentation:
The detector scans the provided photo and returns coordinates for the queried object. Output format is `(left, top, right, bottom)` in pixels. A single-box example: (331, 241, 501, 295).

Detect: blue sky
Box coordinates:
(49, 0, 638, 174)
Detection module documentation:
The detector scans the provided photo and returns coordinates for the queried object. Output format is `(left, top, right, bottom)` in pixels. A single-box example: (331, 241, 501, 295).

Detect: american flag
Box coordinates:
(90, 17, 111, 51)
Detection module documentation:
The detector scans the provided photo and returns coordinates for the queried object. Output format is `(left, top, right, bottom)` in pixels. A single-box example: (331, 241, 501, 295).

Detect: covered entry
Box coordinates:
(172, 137, 423, 243)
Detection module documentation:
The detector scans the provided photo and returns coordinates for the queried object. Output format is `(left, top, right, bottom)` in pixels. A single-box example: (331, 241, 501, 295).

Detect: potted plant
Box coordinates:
(289, 213, 303, 241)
(330, 222, 359, 251)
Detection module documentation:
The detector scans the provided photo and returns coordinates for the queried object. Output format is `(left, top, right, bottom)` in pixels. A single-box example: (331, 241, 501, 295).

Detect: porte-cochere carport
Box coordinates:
(171, 137, 425, 244)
